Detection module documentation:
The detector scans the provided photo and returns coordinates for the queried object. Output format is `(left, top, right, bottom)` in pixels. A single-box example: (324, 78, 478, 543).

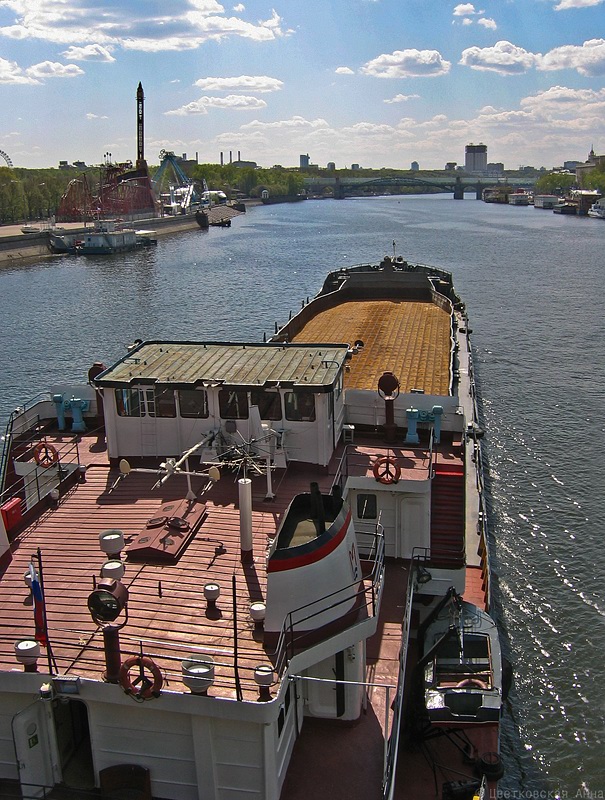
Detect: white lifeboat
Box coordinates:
(264, 484, 362, 647)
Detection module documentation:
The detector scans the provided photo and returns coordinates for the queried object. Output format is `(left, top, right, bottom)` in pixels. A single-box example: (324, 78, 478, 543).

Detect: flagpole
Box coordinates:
(35, 548, 58, 675)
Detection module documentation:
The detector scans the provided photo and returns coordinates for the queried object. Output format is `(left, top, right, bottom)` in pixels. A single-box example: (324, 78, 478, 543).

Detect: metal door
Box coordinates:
(12, 701, 54, 798)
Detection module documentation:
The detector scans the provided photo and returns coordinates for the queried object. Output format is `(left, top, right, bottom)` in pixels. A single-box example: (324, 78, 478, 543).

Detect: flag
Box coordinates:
(29, 564, 48, 647)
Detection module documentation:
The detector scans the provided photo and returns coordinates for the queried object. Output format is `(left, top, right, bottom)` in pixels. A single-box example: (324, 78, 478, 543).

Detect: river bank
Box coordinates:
(0, 201, 261, 264)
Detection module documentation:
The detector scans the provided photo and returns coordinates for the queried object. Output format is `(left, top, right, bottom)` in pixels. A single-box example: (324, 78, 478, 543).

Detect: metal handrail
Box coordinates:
(382, 558, 418, 799)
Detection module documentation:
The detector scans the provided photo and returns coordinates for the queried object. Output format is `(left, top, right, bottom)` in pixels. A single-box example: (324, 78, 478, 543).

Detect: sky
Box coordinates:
(0, 0, 603, 171)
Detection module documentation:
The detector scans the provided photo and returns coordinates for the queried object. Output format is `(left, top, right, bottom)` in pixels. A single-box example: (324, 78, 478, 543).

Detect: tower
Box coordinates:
(465, 143, 487, 173)
(136, 82, 145, 167)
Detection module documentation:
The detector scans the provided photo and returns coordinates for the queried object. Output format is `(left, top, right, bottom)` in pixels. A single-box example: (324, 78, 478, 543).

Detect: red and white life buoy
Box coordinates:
(372, 456, 401, 485)
(118, 655, 163, 699)
(456, 678, 488, 690)
(33, 442, 59, 468)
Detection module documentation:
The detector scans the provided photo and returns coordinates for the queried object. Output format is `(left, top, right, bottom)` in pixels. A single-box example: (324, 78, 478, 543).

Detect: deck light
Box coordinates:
(88, 578, 128, 623)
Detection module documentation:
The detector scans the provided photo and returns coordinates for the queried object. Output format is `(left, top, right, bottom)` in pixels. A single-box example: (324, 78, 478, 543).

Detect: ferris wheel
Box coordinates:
(0, 149, 13, 168)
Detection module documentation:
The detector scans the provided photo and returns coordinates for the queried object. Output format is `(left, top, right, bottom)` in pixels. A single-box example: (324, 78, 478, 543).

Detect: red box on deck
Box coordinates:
(1, 497, 22, 531)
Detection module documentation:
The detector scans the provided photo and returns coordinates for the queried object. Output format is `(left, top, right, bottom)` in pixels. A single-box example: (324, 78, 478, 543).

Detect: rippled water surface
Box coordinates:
(1, 195, 604, 794)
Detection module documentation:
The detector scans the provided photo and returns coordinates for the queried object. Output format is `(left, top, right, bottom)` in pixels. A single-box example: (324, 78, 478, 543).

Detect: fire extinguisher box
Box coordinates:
(1, 498, 22, 531)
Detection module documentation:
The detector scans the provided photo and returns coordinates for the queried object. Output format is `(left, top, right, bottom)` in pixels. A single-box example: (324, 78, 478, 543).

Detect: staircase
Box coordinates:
(430, 463, 465, 568)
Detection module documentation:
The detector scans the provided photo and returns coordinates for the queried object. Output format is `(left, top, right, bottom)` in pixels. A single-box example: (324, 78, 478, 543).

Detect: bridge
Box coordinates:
(303, 174, 533, 199)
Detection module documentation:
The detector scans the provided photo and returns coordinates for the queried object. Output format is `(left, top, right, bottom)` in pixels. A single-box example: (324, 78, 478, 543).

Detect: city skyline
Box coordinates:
(0, 0, 603, 171)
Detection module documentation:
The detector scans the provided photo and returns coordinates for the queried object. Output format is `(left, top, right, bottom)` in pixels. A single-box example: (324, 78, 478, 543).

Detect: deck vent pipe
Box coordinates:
(250, 602, 266, 630)
(254, 664, 274, 701)
(239, 478, 253, 563)
(182, 656, 215, 695)
(204, 583, 220, 609)
(14, 639, 40, 672)
(101, 559, 125, 581)
(99, 529, 125, 558)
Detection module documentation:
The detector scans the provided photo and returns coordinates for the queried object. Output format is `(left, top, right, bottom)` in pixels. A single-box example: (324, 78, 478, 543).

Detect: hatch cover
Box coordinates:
(126, 499, 207, 562)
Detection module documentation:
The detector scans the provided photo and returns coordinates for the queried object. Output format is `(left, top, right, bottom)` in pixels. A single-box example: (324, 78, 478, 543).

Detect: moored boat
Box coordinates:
(0, 253, 502, 799)
(49, 221, 139, 255)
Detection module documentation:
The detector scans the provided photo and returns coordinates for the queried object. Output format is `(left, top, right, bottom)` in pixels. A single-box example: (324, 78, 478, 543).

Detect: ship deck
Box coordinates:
(290, 299, 452, 394)
(0, 428, 497, 797)
(0, 430, 457, 700)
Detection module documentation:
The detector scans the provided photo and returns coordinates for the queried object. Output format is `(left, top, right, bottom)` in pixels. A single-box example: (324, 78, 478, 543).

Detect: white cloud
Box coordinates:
(462, 18, 473, 25)
(0, 55, 38, 84)
(86, 112, 109, 120)
(460, 41, 540, 74)
(335, 66, 354, 75)
(477, 17, 497, 29)
(25, 61, 84, 79)
(0, 1, 290, 52)
(193, 75, 283, 92)
(520, 84, 605, 115)
(539, 38, 605, 76)
(233, 3, 245, 10)
(240, 116, 329, 131)
(61, 44, 115, 62)
(453, 4, 477, 15)
(165, 94, 267, 115)
(384, 93, 420, 103)
(361, 49, 451, 78)
(553, 0, 604, 8)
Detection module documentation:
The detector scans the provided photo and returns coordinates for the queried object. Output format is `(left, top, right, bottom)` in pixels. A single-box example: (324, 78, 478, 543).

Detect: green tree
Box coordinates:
(534, 172, 575, 195)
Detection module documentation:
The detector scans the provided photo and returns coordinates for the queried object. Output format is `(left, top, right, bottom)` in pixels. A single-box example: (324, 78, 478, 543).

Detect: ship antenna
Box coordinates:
(392, 239, 396, 259)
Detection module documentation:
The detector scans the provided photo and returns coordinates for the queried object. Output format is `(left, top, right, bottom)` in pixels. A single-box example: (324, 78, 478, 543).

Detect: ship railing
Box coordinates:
(271, 526, 385, 678)
(0, 428, 82, 524)
(467, 340, 492, 609)
(9, 782, 102, 800)
(381, 550, 418, 799)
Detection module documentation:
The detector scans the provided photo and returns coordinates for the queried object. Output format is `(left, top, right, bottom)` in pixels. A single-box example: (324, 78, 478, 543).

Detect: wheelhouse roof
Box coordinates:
(94, 341, 348, 391)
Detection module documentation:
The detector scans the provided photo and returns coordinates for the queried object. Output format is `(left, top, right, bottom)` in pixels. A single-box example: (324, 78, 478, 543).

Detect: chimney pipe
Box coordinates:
(239, 478, 253, 563)
(220, 151, 224, 166)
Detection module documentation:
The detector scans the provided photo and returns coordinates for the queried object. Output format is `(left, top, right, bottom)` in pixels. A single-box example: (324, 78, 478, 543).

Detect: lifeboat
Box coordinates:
(264, 484, 362, 647)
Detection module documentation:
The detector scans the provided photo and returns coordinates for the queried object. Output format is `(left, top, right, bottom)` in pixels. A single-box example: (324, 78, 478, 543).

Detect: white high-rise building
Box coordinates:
(465, 143, 487, 173)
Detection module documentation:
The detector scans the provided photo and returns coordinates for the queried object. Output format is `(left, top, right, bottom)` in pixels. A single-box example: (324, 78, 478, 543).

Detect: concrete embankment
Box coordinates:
(0, 203, 256, 265)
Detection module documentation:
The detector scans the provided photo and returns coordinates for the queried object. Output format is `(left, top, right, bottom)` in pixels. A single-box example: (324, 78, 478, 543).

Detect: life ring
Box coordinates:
(33, 442, 59, 468)
(118, 655, 163, 699)
(456, 678, 488, 690)
(372, 456, 401, 485)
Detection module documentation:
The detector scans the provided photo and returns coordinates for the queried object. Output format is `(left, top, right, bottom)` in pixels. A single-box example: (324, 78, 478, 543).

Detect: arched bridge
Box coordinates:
(303, 174, 532, 199)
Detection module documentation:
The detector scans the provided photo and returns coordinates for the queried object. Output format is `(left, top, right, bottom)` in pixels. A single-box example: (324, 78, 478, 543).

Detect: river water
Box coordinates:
(1, 195, 604, 795)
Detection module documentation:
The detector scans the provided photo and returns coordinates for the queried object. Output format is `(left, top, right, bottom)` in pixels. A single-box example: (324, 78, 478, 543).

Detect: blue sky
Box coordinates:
(0, 0, 603, 170)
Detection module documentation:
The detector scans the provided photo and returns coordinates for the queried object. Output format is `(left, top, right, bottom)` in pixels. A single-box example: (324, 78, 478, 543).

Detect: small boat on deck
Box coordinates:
(420, 590, 502, 727)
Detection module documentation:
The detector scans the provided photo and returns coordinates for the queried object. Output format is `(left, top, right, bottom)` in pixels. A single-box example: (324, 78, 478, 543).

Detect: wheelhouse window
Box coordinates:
(149, 387, 176, 418)
(178, 389, 209, 418)
(251, 390, 282, 421)
(219, 389, 249, 419)
(115, 388, 143, 417)
(356, 494, 377, 520)
(285, 390, 316, 422)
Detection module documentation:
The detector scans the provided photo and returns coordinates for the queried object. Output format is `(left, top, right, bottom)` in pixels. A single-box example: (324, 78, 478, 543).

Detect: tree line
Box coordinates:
(0, 163, 306, 225)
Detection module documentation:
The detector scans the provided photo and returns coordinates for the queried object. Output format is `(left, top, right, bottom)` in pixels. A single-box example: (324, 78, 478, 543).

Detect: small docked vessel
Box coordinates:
(533, 194, 560, 210)
(49, 221, 139, 255)
(588, 198, 605, 219)
(0, 253, 503, 799)
(508, 190, 531, 206)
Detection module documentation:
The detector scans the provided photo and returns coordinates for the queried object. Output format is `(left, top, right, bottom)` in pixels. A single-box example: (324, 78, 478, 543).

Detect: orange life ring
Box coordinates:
(118, 655, 163, 699)
(372, 456, 401, 485)
(456, 678, 488, 690)
(33, 442, 59, 468)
